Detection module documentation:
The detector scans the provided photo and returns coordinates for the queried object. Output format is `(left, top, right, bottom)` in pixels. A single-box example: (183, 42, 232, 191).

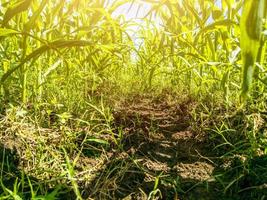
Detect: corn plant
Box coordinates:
(130, 0, 244, 103)
(240, 0, 267, 99)
(0, 0, 133, 108)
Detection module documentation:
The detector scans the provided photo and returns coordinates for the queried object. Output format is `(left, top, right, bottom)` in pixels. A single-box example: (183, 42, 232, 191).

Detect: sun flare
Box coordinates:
(0, 0, 266, 199)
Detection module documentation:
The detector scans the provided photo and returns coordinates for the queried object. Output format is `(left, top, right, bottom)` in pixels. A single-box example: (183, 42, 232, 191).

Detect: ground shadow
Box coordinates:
(83, 127, 222, 199)
(81, 96, 223, 199)
(0, 143, 77, 199)
(0, 143, 20, 188)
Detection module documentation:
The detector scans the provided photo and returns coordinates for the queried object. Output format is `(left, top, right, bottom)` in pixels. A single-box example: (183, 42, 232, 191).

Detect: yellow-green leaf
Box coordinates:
(2, 0, 33, 27)
(0, 28, 19, 36)
(240, 0, 265, 98)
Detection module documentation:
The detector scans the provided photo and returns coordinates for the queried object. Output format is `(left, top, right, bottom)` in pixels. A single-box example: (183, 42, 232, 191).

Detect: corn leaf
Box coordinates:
(2, 0, 33, 27)
(0, 40, 95, 83)
(240, 0, 265, 98)
(194, 19, 238, 44)
(0, 28, 19, 36)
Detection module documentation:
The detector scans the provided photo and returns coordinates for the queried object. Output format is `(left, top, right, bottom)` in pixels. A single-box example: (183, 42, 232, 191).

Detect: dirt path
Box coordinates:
(86, 95, 219, 200)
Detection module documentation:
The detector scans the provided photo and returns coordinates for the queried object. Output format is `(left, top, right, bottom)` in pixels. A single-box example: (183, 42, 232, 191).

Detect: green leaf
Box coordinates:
(24, 0, 48, 31)
(0, 28, 19, 36)
(2, 0, 33, 27)
(240, 0, 265, 98)
(184, 1, 203, 27)
(86, 138, 109, 145)
(212, 6, 223, 20)
(0, 40, 95, 83)
(260, 75, 267, 86)
(194, 19, 238, 44)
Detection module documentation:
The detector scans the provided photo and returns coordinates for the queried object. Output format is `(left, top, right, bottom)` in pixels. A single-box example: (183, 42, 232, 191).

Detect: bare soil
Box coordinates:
(85, 94, 221, 200)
